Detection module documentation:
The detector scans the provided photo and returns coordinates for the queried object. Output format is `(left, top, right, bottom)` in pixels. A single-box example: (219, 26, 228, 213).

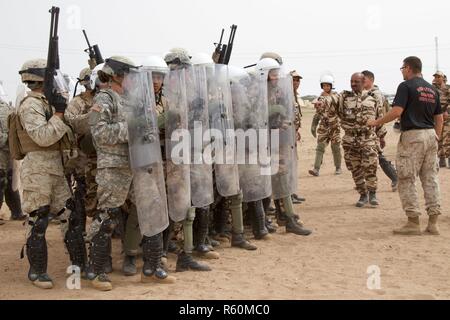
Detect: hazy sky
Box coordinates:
(1, 0, 449, 101)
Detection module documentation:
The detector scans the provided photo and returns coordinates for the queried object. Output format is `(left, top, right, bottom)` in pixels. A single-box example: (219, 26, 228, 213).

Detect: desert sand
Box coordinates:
(0, 109, 449, 300)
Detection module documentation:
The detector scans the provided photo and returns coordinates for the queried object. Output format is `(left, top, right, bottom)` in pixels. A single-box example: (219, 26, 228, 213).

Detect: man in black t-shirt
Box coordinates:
(367, 56, 444, 236)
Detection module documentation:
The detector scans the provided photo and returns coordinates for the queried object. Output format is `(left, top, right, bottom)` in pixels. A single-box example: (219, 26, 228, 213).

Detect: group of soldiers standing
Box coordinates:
(1, 48, 314, 291)
(1, 43, 448, 293)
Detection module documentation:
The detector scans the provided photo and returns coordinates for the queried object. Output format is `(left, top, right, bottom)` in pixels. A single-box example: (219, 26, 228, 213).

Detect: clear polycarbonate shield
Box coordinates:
(231, 71, 271, 202)
(267, 70, 297, 200)
(123, 69, 169, 236)
(186, 65, 214, 208)
(163, 68, 191, 222)
(208, 64, 240, 197)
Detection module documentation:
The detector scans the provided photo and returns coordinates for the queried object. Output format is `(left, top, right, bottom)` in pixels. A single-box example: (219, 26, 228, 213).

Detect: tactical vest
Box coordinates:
(8, 95, 73, 160)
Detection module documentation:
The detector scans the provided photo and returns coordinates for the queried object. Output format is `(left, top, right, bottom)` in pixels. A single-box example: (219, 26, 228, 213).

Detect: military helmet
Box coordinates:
(78, 67, 91, 85)
(260, 52, 283, 66)
(228, 65, 249, 84)
(164, 48, 192, 69)
(142, 55, 169, 74)
(19, 59, 47, 82)
(190, 53, 214, 66)
(256, 58, 280, 72)
(101, 56, 137, 77)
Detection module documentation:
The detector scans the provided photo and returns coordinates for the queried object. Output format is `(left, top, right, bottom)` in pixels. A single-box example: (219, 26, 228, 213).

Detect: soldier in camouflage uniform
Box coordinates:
(309, 74, 342, 176)
(163, 49, 213, 272)
(65, 68, 96, 234)
(16, 59, 86, 289)
(433, 71, 450, 168)
(289, 70, 307, 204)
(337, 73, 384, 208)
(362, 70, 398, 191)
(87, 56, 176, 291)
(260, 58, 311, 236)
(0, 96, 25, 222)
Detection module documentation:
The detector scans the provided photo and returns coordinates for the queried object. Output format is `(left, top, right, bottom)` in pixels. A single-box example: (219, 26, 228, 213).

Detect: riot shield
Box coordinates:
(208, 64, 240, 197)
(267, 70, 297, 200)
(163, 69, 191, 222)
(186, 65, 214, 208)
(231, 70, 271, 203)
(123, 69, 169, 237)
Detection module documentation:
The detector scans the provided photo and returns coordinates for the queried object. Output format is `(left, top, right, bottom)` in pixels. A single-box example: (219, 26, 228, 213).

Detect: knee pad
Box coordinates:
(29, 206, 51, 237)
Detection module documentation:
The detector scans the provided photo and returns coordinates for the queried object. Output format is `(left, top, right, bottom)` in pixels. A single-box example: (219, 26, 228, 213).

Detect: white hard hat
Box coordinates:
(142, 55, 169, 74)
(256, 58, 280, 72)
(320, 74, 335, 86)
(190, 52, 214, 66)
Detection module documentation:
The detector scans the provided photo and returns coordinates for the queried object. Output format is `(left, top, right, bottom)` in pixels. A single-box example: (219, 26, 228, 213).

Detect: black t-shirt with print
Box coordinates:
(393, 77, 442, 131)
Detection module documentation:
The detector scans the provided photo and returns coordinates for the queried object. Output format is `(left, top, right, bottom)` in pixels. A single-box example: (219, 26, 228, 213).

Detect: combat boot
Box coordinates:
(194, 208, 220, 260)
(335, 168, 342, 175)
(393, 217, 421, 236)
(448, 158, 450, 169)
(368, 191, 379, 207)
(249, 201, 271, 240)
(265, 217, 278, 233)
(439, 157, 446, 168)
(176, 251, 211, 272)
(122, 255, 137, 276)
(308, 168, 320, 177)
(286, 216, 312, 236)
(424, 215, 440, 235)
(91, 273, 112, 291)
(231, 233, 257, 250)
(213, 199, 231, 242)
(0, 218, 5, 225)
(356, 194, 368, 208)
(141, 234, 176, 284)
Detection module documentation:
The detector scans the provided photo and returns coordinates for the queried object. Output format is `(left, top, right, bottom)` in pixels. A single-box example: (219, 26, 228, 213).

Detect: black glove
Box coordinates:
(51, 93, 68, 113)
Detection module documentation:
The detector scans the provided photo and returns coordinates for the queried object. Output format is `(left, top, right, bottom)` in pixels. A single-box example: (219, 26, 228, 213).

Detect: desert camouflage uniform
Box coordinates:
(18, 92, 73, 236)
(293, 93, 303, 131)
(65, 92, 98, 217)
(0, 100, 23, 217)
(337, 90, 384, 195)
(396, 129, 441, 217)
(433, 84, 450, 158)
(315, 92, 341, 145)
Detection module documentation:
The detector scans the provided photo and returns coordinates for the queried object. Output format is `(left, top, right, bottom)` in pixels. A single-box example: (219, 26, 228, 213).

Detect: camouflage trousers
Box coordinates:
(21, 170, 72, 238)
(396, 129, 441, 218)
(85, 157, 98, 217)
(438, 122, 450, 158)
(342, 139, 378, 195)
(86, 167, 134, 242)
(317, 123, 341, 145)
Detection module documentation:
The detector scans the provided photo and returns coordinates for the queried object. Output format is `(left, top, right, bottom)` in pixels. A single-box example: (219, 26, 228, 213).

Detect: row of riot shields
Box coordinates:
(123, 64, 298, 236)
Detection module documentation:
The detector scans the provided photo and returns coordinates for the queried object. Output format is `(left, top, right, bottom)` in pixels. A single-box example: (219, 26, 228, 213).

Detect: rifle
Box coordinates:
(83, 30, 104, 70)
(213, 25, 238, 65)
(43, 6, 67, 110)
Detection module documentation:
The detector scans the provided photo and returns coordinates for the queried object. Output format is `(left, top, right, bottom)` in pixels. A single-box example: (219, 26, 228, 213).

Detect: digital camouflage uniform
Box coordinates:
(88, 88, 134, 241)
(65, 92, 98, 218)
(337, 90, 384, 195)
(19, 92, 72, 226)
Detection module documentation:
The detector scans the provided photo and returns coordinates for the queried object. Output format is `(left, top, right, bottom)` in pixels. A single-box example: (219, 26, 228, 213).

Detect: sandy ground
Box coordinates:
(1, 109, 449, 300)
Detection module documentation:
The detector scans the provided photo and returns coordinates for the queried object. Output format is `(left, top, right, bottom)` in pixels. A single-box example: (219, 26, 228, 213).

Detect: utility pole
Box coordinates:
(435, 36, 439, 72)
